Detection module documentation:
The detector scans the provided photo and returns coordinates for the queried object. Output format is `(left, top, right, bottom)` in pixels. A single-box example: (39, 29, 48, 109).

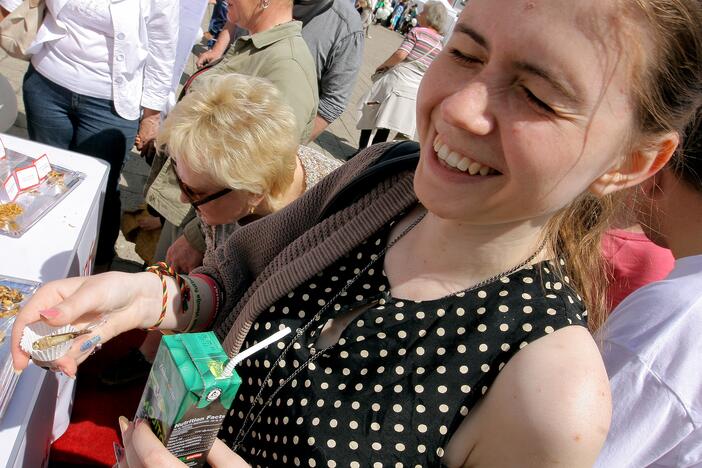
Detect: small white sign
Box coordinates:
(34, 154, 52, 180)
(3, 174, 18, 202)
(15, 165, 40, 190)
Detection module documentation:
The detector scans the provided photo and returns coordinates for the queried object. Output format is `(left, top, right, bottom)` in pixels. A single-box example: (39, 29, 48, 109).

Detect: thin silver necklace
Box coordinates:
(232, 208, 547, 450)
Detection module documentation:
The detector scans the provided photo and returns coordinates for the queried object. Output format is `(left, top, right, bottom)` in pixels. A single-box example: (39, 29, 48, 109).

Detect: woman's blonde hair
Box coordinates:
(547, 0, 702, 332)
(156, 73, 299, 211)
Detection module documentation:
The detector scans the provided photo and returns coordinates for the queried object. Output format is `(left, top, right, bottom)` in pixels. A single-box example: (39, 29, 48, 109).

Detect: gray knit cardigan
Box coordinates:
(198, 143, 419, 356)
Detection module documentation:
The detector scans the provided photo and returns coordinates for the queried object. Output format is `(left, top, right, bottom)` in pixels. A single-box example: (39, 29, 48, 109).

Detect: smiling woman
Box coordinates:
(10, 0, 702, 467)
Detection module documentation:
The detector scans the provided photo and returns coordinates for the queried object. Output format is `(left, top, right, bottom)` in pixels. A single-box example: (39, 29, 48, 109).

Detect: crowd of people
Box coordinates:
(2, 0, 702, 466)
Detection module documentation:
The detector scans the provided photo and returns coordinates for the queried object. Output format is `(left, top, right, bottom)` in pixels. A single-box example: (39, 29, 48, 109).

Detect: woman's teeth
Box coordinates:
(433, 138, 497, 176)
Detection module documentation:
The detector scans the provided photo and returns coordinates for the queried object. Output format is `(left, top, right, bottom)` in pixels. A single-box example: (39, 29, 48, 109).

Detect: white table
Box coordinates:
(0, 133, 109, 468)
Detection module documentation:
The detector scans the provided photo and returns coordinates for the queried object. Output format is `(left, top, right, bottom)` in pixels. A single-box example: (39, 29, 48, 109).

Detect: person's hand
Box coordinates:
(196, 48, 223, 69)
(137, 215, 162, 231)
(116, 417, 249, 468)
(165, 235, 204, 274)
(11, 272, 162, 376)
(116, 417, 185, 468)
(135, 112, 161, 151)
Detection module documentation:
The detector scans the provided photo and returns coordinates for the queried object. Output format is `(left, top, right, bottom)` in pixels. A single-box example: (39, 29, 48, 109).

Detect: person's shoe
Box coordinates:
(99, 348, 153, 386)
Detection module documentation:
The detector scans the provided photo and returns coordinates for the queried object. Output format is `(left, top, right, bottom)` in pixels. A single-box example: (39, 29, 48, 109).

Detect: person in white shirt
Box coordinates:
(22, 0, 179, 268)
(596, 110, 702, 467)
(0, 0, 22, 18)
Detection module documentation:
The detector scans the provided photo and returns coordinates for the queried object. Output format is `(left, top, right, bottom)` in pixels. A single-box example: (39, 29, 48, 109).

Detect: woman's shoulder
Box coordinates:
(446, 325, 611, 467)
(297, 146, 344, 190)
(496, 326, 610, 463)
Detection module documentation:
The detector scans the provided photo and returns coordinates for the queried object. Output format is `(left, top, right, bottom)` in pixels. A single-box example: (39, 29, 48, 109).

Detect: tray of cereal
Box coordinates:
(0, 147, 84, 238)
(0, 274, 41, 420)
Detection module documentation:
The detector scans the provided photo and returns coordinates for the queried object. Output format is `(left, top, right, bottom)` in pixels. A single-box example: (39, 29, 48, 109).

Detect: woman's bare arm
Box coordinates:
(444, 326, 611, 467)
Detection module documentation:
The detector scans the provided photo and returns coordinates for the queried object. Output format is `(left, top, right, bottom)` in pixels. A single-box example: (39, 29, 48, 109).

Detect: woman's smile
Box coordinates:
(433, 135, 501, 176)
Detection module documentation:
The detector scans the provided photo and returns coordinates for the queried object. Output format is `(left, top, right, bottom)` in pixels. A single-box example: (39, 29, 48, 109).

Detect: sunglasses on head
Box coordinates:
(170, 161, 232, 208)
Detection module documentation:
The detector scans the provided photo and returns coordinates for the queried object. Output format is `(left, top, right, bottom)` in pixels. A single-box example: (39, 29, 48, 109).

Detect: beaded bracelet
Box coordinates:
(145, 262, 191, 330)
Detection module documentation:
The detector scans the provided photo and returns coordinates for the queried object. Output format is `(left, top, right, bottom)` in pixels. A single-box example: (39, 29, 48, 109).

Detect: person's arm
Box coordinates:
(141, 0, 179, 112)
(375, 29, 416, 72)
(182, 217, 207, 254)
(444, 326, 611, 467)
(137, 0, 180, 149)
(165, 219, 207, 274)
(593, 341, 696, 467)
(11, 271, 216, 376)
(197, 21, 236, 68)
(136, 108, 161, 151)
(308, 31, 365, 141)
(375, 49, 409, 72)
(166, 235, 205, 274)
(309, 115, 331, 141)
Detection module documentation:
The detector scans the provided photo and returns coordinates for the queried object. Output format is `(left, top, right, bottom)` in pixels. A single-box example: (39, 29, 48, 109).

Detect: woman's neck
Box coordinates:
(247, 8, 293, 34)
(256, 156, 305, 215)
(386, 208, 550, 299)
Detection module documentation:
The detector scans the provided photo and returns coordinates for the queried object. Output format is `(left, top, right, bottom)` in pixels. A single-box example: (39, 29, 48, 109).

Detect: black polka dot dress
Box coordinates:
(218, 215, 587, 467)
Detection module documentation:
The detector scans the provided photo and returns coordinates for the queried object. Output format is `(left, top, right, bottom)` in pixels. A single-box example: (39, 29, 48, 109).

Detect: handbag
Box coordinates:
(0, 0, 46, 61)
(370, 67, 388, 83)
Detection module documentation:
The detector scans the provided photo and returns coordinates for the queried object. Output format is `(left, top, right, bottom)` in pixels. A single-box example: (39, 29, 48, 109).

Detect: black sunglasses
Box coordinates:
(170, 161, 232, 208)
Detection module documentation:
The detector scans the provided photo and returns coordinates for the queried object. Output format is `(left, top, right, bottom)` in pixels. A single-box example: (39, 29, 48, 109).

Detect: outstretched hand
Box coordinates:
(11, 272, 162, 376)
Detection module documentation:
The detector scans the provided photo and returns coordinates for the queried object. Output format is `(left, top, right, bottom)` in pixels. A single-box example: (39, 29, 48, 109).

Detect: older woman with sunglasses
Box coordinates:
(99, 73, 341, 386)
(164, 74, 341, 258)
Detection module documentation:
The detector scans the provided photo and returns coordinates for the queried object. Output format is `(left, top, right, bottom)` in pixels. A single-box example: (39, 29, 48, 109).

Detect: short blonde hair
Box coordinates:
(156, 73, 299, 211)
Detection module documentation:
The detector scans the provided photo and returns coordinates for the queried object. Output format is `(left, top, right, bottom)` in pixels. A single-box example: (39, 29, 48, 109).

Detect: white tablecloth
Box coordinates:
(0, 133, 109, 468)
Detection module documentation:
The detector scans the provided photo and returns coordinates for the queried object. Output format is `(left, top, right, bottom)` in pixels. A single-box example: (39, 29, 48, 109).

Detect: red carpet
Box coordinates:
(49, 330, 148, 467)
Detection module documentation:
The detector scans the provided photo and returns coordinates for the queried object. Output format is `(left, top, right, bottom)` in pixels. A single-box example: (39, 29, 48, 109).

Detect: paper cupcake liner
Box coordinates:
(20, 321, 77, 362)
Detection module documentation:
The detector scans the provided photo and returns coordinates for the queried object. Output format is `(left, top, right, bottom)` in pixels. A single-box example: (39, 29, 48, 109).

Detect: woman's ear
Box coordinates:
(589, 131, 679, 197)
(248, 193, 265, 208)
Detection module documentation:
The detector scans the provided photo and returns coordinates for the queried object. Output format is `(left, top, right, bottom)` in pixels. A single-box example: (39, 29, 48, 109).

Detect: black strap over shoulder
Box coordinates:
(319, 141, 420, 221)
(293, 0, 335, 25)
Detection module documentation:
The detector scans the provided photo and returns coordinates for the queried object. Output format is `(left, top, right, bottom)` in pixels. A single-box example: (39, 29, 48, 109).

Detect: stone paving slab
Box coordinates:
(1, 21, 406, 270)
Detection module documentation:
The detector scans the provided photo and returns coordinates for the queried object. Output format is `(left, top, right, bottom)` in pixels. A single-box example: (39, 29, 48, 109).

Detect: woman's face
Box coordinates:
(415, 0, 639, 227)
(226, 0, 261, 29)
(175, 159, 254, 226)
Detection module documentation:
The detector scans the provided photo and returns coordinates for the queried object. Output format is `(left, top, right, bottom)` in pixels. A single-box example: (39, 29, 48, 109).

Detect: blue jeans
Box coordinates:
(23, 64, 139, 264)
(207, 0, 229, 48)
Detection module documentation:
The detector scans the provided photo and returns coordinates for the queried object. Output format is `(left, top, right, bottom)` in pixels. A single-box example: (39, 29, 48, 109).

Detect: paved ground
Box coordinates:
(0, 19, 404, 272)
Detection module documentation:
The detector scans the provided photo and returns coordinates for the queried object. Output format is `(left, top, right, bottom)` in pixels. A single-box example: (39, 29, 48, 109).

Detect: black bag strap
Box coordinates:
(293, 0, 335, 25)
(319, 141, 420, 221)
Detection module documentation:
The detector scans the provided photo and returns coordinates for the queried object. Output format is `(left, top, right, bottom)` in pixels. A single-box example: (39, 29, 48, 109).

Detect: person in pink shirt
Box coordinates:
(603, 222, 675, 311)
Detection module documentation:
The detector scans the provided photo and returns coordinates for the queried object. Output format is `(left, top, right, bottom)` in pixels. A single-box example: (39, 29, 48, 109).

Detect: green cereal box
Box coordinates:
(135, 332, 241, 467)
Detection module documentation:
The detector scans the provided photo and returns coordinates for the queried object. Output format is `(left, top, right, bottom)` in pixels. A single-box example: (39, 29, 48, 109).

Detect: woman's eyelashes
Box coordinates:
(519, 85, 555, 114)
(449, 48, 483, 65)
(447, 48, 557, 116)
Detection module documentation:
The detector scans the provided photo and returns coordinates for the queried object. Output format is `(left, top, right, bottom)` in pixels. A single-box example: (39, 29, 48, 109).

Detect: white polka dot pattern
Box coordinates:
(219, 216, 588, 466)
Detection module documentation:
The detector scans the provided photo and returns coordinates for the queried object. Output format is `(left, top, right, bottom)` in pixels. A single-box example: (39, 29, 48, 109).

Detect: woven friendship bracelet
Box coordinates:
(145, 262, 191, 330)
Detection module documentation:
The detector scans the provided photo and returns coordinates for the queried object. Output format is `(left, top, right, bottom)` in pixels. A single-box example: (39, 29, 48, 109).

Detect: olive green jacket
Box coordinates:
(145, 21, 319, 251)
